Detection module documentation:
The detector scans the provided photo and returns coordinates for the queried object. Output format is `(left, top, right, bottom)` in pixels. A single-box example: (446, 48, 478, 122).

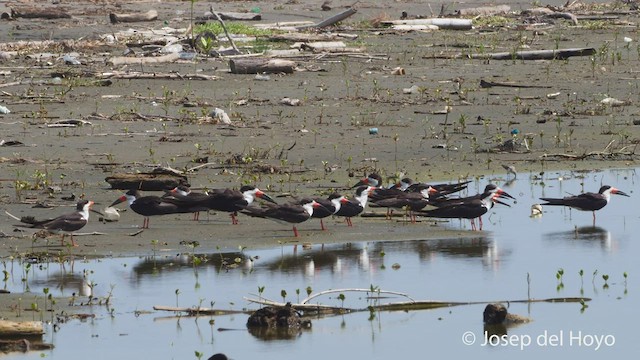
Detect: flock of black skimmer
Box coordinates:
(11, 173, 630, 246)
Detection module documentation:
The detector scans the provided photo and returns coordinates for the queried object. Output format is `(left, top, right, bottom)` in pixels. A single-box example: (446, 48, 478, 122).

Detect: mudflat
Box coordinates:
(0, 0, 638, 262)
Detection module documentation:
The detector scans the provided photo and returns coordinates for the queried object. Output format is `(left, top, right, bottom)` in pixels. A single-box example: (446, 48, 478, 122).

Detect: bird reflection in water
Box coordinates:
(546, 226, 613, 252)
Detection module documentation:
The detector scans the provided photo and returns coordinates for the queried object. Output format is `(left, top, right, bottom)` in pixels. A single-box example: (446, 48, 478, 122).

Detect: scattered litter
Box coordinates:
(546, 92, 560, 99)
(62, 54, 81, 65)
(162, 44, 183, 54)
(0, 105, 10, 114)
(47, 119, 92, 128)
(255, 74, 270, 81)
(402, 85, 420, 94)
(530, 204, 543, 217)
(0, 140, 24, 147)
(601, 97, 629, 107)
(369, 127, 379, 135)
(280, 97, 301, 106)
(102, 207, 121, 222)
(211, 108, 231, 124)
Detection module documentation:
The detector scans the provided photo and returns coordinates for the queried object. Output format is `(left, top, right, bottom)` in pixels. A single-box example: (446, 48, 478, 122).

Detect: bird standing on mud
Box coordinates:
(13, 200, 94, 246)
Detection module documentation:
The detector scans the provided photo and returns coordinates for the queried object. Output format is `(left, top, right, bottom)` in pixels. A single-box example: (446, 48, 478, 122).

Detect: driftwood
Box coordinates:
(456, 5, 511, 16)
(109, 10, 158, 24)
(465, 47, 595, 60)
(381, 18, 473, 30)
(98, 71, 219, 81)
(245, 291, 592, 315)
(198, 12, 261, 21)
(105, 169, 189, 191)
(0, 339, 53, 353)
(297, 8, 357, 29)
(108, 52, 181, 66)
(0, 320, 44, 336)
(229, 58, 296, 74)
(153, 305, 250, 316)
(255, 21, 315, 31)
(10, 7, 71, 19)
(480, 79, 552, 88)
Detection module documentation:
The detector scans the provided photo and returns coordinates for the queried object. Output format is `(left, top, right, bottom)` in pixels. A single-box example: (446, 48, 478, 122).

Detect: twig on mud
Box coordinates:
(300, 288, 415, 304)
(210, 5, 241, 54)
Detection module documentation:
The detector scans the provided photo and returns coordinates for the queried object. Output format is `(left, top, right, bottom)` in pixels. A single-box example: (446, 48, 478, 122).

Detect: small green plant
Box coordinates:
(338, 293, 346, 309)
(579, 298, 589, 313)
(556, 268, 564, 291)
(175, 288, 181, 307)
(280, 289, 287, 303)
(602, 274, 609, 289)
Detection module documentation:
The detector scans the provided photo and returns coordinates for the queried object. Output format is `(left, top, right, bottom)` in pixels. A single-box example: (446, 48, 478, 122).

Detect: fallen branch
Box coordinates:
(98, 72, 219, 81)
(465, 47, 595, 60)
(297, 8, 358, 29)
(480, 79, 552, 88)
(210, 5, 241, 55)
(301, 288, 416, 304)
(153, 305, 250, 316)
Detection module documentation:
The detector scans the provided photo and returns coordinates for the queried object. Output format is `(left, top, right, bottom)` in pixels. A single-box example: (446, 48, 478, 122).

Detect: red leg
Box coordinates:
(60, 234, 65, 246)
(231, 212, 239, 225)
(346, 217, 353, 227)
(293, 226, 299, 237)
(470, 219, 476, 231)
(70, 234, 78, 247)
(320, 219, 326, 231)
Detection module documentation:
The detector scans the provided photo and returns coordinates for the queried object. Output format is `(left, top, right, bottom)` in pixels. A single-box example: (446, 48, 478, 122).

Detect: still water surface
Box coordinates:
(4, 168, 638, 359)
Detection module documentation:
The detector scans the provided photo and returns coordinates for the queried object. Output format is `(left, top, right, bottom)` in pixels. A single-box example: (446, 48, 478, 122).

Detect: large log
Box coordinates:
(229, 58, 296, 74)
(197, 12, 262, 21)
(456, 5, 511, 16)
(107, 52, 181, 67)
(109, 10, 158, 24)
(381, 18, 473, 30)
(467, 47, 595, 60)
(11, 7, 71, 19)
(105, 170, 189, 191)
(0, 320, 44, 336)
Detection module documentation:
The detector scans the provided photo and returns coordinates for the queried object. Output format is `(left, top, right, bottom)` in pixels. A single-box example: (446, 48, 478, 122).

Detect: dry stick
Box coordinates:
(210, 5, 240, 54)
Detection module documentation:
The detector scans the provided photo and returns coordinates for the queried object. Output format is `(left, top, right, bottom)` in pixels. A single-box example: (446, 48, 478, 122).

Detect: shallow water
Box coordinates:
(3, 168, 639, 359)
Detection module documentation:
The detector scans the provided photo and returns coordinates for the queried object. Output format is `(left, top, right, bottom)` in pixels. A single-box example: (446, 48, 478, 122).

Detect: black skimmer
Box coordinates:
(240, 199, 325, 237)
(539, 185, 629, 224)
(334, 186, 374, 226)
(296, 194, 342, 230)
(164, 185, 210, 220)
(430, 184, 514, 207)
(352, 173, 383, 188)
(14, 200, 94, 246)
(371, 188, 434, 223)
(206, 185, 276, 224)
(416, 190, 511, 230)
(110, 190, 185, 229)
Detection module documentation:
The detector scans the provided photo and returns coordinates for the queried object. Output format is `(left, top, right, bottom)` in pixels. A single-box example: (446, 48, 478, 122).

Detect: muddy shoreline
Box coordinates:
(1, 0, 639, 324)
